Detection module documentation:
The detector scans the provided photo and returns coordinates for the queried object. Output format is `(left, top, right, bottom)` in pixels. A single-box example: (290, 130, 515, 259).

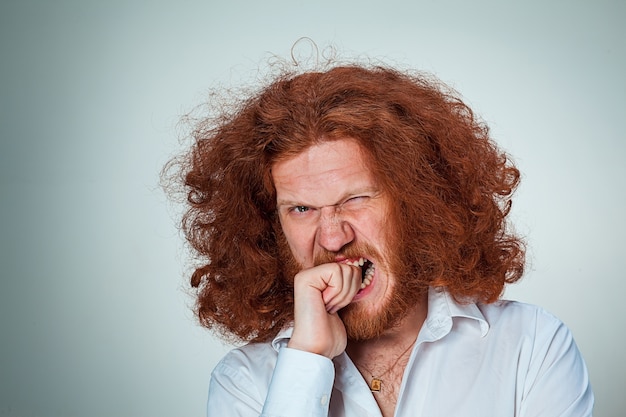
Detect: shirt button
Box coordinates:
(320, 394, 328, 406)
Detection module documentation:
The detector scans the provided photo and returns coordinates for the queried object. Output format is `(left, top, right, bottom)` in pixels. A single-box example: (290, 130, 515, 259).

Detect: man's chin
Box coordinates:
(339, 304, 390, 341)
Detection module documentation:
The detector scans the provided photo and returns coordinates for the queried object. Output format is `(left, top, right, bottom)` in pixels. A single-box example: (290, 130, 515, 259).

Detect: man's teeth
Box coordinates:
(345, 258, 365, 267)
(345, 257, 375, 290)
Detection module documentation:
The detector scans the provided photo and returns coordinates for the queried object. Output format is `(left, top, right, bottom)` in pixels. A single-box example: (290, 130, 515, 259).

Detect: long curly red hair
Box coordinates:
(167, 65, 525, 343)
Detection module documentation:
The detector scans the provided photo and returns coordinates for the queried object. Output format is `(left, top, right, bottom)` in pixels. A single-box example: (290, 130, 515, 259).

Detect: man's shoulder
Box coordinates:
(482, 298, 562, 322)
(218, 340, 279, 368)
(479, 299, 570, 342)
(211, 340, 279, 389)
(216, 326, 292, 369)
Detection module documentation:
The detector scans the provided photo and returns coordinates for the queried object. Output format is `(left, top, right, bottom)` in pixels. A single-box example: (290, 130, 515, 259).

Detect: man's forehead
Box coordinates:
(271, 139, 378, 205)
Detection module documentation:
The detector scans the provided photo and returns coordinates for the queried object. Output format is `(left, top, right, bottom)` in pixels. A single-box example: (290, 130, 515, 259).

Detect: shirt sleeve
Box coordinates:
(519, 312, 594, 417)
(262, 347, 335, 417)
(208, 357, 265, 417)
(207, 346, 335, 417)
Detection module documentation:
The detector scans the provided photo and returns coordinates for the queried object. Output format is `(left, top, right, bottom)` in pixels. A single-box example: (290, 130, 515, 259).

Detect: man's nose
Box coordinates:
(316, 206, 355, 252)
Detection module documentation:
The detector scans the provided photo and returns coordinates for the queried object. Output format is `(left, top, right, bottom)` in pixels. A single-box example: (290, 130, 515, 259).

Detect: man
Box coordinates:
(170, 64, 593, 416)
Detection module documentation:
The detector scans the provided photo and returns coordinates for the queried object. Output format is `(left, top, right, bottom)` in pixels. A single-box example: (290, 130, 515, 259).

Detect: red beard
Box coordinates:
(277, 231, 427, 341)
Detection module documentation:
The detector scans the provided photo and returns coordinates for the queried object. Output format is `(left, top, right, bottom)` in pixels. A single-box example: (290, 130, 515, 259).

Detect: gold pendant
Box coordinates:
(370, 378, 382, 392)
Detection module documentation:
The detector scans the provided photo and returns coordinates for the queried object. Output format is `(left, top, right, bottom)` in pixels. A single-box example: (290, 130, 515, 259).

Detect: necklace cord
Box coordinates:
(354, 340, 416, 392)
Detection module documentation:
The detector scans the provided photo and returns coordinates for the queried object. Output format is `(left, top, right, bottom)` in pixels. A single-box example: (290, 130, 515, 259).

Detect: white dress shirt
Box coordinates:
(207, 287, 593, 416)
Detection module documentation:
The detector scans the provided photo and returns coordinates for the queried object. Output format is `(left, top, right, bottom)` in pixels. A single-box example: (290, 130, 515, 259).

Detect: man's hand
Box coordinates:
(287, 263, 362, 359)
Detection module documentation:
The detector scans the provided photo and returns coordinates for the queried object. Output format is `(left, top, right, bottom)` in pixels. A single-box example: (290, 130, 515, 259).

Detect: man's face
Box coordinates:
(272, 137, 407, 340)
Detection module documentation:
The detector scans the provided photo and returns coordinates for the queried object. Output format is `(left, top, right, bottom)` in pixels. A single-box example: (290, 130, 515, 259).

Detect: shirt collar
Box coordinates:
(418, 286, 490, 344)
(271, 327, 293, 352)
(270, 286, 490, 351)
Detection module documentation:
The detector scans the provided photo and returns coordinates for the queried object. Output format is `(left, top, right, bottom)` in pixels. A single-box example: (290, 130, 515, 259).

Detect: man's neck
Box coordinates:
(346, 294, 428, 362)
(345, 296, 428, 417)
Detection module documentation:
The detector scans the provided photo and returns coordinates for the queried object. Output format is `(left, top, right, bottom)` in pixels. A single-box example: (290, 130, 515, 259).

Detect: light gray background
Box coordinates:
(0, 1, 623, 416)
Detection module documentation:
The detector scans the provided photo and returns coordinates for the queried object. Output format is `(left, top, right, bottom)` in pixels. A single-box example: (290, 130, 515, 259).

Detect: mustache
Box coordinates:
(313, 242, 381, 266)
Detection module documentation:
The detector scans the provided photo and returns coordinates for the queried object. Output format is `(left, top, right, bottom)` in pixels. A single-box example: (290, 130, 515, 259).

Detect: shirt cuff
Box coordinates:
(261, 347, 335, 417)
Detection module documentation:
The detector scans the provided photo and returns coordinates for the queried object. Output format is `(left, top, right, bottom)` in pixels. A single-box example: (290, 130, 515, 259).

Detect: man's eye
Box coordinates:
(344, 196, 367, 206)
(292, 206, 310, 213)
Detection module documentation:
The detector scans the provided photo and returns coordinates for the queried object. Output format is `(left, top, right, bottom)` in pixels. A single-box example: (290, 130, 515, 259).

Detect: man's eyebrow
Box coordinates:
(276, 186, 381, 209)
(275, 199, 307, 208)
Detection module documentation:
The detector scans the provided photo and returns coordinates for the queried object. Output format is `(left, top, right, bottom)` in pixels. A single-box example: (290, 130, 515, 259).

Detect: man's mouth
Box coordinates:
(345, 257, 375, 289)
